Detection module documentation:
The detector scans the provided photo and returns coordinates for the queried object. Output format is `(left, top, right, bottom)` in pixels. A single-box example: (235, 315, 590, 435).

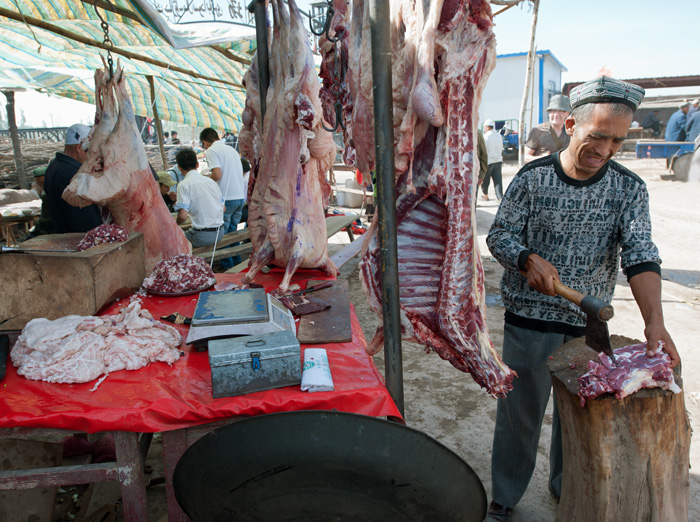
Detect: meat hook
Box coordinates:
(309, 0, 340, 43)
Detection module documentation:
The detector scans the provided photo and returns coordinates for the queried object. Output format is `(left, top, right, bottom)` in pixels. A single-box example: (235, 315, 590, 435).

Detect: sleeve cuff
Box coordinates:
(517, 249, 535, 271)
(625, 261, 661, 281)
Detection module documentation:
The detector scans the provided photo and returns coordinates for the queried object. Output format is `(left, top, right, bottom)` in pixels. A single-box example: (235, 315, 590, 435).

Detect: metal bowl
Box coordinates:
(174, 410, 486, 522)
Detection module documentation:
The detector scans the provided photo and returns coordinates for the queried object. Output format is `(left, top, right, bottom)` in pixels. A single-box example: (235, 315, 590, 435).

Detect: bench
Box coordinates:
(223, 213, 359, 273)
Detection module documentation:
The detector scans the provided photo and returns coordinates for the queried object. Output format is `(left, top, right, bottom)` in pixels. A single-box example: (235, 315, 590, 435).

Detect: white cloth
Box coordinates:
(176, 169, 224, 229)
(205, 140, 245, 200)
(301, 348, 334, 392)
(485, 129, 504, 164)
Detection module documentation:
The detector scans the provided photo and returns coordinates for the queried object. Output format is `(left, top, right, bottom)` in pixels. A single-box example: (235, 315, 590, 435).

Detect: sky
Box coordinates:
(9, 0, 699, 127)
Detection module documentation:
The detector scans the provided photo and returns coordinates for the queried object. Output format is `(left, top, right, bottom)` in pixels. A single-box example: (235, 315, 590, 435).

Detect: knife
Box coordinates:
(0, 246, 78, 254)
(0, 335, 9, 381)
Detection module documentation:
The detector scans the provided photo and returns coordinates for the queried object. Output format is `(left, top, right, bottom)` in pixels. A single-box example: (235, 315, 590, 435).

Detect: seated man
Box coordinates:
(174, 148, 225, 248)
(156, 171, 177, 212)
(44, 123, 102, 233)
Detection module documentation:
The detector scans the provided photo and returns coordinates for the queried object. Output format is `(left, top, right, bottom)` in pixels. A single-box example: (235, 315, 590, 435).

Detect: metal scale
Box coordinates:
(185, 288, 295, 346)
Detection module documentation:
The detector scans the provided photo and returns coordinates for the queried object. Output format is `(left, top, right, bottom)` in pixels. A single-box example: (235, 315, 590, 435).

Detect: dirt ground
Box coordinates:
(52, 154, 700, 521)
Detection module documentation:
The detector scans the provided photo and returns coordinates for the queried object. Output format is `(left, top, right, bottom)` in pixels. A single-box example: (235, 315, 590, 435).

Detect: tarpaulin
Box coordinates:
(0, 270, 401, 434)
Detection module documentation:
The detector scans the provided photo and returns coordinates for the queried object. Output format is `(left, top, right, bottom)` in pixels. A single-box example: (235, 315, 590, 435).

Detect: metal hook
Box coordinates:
(309, 0, 340, 43)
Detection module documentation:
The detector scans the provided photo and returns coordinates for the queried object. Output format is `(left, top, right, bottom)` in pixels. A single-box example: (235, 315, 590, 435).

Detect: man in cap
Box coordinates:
(642, 109, 662, 138)
(481, 119, 504, 201)
(665, 102, 690, 142)
(44, 123, 102, 233)
(523, 94, 571, 164)
(688, 99, 699, 116)
(156, 171, 178, 212)
(484, 76, 679, 521)
(685, 104, 700, 143)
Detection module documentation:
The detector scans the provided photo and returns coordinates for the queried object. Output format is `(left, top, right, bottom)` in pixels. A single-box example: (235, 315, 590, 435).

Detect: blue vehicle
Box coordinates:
(493, 119, 520, 159)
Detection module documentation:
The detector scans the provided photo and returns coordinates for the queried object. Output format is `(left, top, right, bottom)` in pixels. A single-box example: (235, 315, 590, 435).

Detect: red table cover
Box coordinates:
(0, 269, 400, 433)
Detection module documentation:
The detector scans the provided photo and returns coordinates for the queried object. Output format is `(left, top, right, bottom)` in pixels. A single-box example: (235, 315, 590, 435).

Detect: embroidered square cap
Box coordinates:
(570, 76, 645, 111)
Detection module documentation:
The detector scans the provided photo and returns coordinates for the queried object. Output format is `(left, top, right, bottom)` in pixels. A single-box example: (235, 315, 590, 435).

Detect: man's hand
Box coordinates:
(629, 271, 680, 368)
(522, 253, 559, 296)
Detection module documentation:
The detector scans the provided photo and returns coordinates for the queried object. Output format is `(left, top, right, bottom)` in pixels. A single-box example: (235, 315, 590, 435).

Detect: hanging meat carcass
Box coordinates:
(240, 0, 338, 293)
(63, 63, 191, 272)
(323, 0, 515, 397)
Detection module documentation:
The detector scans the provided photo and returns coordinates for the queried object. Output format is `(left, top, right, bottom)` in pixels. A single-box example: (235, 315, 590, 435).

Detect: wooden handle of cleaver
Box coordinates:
(552, 280, 585, 307)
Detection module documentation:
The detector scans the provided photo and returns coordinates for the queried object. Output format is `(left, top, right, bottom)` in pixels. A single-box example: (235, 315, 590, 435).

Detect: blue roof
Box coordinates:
(496, 50, 568, 72)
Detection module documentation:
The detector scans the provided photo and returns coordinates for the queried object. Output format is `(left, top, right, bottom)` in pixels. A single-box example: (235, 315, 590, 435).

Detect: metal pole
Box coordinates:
(249, 0, 270, 126)
(368, 0, 404, 416)
(3, 90, 28, 189)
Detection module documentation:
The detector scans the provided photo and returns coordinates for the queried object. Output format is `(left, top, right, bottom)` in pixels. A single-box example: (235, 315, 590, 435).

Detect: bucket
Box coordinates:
(336, 189, 346, 206)
(344, 179, 363, 208)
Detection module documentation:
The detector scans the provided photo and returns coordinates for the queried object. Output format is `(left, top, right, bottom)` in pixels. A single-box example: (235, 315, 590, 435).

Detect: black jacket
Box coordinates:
(44, 152, 102, 233)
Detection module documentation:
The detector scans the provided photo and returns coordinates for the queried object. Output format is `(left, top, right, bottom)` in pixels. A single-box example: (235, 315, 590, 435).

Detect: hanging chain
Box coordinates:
(309, 0, 340, 43)
(93, 0, 115, 79)
(322, 38, 346, 133)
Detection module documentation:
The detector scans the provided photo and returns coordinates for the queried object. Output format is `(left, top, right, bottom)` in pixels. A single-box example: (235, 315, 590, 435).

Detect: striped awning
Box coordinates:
(0, 0, 258, 132)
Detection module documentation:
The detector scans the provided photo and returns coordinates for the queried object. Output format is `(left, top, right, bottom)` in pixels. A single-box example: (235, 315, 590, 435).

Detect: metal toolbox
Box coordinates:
(208, 330, 301, 398)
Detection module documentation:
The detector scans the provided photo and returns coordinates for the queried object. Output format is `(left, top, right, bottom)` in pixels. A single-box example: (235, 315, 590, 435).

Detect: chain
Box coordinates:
(322, 38, 346, 133)
(93, 0, 115, 79)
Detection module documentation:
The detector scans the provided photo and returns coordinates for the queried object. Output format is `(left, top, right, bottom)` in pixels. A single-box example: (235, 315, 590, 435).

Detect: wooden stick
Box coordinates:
(0, 7, 244, 89)
(147, 75, 168, 170)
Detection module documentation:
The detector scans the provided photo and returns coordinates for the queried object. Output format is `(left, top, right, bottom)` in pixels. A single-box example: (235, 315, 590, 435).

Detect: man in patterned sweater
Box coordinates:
(483, 76, 680, 522)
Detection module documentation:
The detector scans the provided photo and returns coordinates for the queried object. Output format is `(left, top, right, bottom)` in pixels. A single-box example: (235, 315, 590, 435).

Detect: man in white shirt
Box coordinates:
(482, 119, 504, 201)
(199, 127, 245, 269)
(174, 148, 225, 248)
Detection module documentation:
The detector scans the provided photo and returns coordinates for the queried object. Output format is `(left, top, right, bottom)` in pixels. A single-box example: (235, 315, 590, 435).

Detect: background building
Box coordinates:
(479, 49, 567, 136)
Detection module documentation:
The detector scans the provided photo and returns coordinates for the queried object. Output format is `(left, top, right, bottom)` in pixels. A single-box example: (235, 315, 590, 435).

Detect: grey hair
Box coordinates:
(570, 102, 633, 125)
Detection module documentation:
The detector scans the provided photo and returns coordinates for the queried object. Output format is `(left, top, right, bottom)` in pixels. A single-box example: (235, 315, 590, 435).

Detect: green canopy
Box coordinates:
(0, 0, 257, 131)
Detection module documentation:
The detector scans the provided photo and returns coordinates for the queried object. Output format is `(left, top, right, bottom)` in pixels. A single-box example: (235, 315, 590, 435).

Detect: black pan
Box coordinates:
(173, 410, 486, 522)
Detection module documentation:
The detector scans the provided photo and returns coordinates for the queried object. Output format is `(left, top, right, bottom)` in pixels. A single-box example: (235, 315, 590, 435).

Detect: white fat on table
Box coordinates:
(11, 302, 182, 384)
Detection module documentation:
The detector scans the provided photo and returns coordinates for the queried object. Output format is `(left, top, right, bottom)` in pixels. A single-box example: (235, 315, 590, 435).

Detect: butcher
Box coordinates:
(199, 128, 245, 269)
(174, 148, 225, 248)
(484, 76, 680, 522)
(44, 123, 102, 233)
(523, 94, 571, 164)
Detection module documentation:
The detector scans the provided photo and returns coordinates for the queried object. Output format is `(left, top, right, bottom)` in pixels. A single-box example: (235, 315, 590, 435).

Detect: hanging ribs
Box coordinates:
(352, 0, 516, 397)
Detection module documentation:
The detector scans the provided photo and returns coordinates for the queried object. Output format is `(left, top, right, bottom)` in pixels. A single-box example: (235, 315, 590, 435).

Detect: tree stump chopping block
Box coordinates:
(548, 335, 690, 522)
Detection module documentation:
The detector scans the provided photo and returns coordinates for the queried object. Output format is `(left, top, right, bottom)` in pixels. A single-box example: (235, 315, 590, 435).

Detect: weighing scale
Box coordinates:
(185, 288, 295, 346)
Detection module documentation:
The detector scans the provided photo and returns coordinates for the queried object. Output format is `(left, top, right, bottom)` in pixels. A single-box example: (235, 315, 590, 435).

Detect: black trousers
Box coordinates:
(482, 161, 503, 199)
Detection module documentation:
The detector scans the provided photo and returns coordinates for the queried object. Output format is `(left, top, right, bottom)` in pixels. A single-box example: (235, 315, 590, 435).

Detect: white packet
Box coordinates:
(301, 348, 334, 392)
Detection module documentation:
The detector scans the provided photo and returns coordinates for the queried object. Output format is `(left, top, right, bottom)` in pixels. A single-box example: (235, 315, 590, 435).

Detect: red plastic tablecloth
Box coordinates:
(0, 269, 400, 433)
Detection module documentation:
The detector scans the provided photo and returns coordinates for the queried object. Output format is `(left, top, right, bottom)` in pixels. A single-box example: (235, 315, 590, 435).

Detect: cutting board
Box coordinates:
(0, 233, 145, 331)
(297, 279, 352, 344)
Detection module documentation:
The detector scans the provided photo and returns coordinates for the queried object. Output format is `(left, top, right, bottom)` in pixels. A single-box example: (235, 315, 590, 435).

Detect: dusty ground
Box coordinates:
(51, 154, 700, 521)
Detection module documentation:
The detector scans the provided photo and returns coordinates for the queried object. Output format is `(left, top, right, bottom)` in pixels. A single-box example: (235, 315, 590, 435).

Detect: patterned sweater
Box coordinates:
(486, 153, 661, 334)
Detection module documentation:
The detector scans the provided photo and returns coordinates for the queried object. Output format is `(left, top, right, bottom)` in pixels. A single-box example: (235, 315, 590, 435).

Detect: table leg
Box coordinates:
(112, 431, 148, 522)
(161, 429, 192, 522)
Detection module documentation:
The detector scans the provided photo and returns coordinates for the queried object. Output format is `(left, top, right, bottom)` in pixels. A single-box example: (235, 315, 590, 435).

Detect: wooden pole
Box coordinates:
(518, 0, 539, 167)
(0, 7, 244, 90)
(2, 90, 28, 189)
(147, 76, 168, 170)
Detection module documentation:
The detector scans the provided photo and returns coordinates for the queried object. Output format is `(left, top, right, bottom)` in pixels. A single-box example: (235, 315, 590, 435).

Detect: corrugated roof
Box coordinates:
(0, 0, 256, 131)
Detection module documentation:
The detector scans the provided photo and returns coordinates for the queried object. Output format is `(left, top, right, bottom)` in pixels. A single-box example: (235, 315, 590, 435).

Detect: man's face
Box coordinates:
(548, 110, 569, 128)
(201, 140, 211, 150)
(682, 106, 690, 115)
(159, 183, 170, 196)
(565, 104, 632, 177)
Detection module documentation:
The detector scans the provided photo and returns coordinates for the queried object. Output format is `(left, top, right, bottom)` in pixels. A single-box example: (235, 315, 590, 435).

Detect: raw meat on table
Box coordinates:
(577, 341, 681, 407)
(333, 0, 515, 397)
(77, 224, 128, 251)
(143, 254, 217, 294)
(239, 0, 338, 293)
(11, 302, 181, 384)
(63, 62, 191, 272)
